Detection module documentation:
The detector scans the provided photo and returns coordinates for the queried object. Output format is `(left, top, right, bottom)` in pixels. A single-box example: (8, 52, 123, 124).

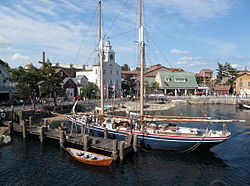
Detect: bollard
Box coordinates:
(133, 134, 138, 152)
(104, 128, 108, 139)
(29, 116, 33, 126)
(112, 139, 118, 161)
(83, 134, 89, 151)
(119, 141, 125, 161)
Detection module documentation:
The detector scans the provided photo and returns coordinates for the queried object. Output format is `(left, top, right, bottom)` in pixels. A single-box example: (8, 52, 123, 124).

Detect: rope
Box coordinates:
(103, 0, 129, 40)
(72, 4, 98, 64)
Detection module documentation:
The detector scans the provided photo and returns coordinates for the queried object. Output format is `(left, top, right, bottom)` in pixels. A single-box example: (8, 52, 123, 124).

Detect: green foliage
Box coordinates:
(195, 76, 203, 85)
(80, 82, 99, 99)
(145, 81, 160, 94)
(121, 64, 130, 71)
(40, 63, 61, 98)
(216, 62, 237, 85)
(0, 59, 11, 71)
(121, 75, 137, 96)
(10, 66, 42, 107)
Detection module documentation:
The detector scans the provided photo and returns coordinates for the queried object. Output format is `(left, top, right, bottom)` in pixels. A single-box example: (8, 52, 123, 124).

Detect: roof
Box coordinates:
(74, 75, 87, 80)
(157, 72, 198, 88)
(61, 77, 76, 86)
(214, 85, 231, 91)
(236, 72, 250, 79)
(200, 69, 213, 72)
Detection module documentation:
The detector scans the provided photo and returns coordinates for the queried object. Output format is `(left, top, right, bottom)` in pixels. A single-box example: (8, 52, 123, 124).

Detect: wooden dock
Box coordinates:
(2, 110, 135, 161)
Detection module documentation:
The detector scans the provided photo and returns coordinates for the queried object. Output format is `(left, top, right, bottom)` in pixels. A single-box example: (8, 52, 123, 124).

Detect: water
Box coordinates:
(1, 104, 250, 185)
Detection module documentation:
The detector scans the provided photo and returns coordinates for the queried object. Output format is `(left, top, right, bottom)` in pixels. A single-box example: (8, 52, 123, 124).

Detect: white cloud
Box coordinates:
(231, 64, 242, 69)
(11, 53, 30, 60)
(0, 36, 11, 45)
(169, 48, 188, 55)
(177, 56, 208, 67)
(147, 0, 237, 22)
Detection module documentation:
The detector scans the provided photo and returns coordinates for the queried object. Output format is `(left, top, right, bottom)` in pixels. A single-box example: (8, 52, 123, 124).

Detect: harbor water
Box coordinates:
(0, 104, 249, 185)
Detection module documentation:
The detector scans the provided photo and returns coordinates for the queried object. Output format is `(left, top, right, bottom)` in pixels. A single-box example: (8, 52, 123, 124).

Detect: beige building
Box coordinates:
(235, 73, 250, 95)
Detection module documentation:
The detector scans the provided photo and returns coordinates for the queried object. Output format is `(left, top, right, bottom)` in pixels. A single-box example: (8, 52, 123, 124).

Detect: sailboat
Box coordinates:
(68, 0, 234, 151)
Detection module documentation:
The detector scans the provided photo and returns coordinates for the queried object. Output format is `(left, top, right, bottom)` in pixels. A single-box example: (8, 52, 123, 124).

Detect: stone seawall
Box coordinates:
(187, 98, 238, 104)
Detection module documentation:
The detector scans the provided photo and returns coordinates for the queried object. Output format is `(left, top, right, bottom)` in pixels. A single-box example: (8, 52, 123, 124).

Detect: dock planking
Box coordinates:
(3, 120, 132, 159)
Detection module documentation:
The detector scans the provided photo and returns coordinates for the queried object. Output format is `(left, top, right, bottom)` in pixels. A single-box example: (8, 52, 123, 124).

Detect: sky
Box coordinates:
(0, 0, 250, 73)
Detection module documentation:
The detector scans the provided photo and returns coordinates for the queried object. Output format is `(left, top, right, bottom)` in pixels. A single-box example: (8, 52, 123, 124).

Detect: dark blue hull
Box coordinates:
(88, 126, 229, 151)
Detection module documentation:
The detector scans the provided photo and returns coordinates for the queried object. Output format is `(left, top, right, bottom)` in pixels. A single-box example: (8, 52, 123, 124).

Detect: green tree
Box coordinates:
(121, 64, 130, 71)
(80, 82, 99, 99)
(145, 81, 160, 94)
(10, 66, 42, 108)
(216, 62, 237, 85)
(39, 63, 62, 106)
(0, 59, 11, 71)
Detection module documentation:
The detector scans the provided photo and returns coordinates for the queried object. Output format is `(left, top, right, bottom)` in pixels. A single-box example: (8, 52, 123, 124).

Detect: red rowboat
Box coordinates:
(66, 148, 113, 166)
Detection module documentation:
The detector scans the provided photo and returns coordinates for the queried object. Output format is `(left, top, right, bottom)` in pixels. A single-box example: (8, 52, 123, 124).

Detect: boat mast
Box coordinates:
(139, 0, 145, 119)
(98, 0, 104, 116)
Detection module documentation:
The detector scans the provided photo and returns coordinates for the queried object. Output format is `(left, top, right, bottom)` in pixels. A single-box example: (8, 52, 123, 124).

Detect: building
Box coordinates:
(73, 75, 88, 96)
(52, 63, 85, 78)
(235, 73, 250, 95)
(61, 78, 78, 100)
(76, 40, 122, 98)
(155, 71, 198, 96)
(195, 69, 213, 86)
(213, 85, 232, 95)
(0, 64, 16, 101)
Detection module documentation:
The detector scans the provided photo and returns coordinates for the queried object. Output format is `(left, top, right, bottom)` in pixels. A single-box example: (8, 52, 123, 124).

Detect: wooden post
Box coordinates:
(81, 124, 86, 136)
(19, 111, 23, 123)
(83, 134, 89, 151)
(119, 141, 125, 161)
(39, 126, 45, 143)
(29, 116, 33, 126)
(112, 139, 118, 160)
(10, 105, 14, 122)
(8, 121, 13, 135)
(21, 120, 27, 138)
(125, 133, 132, 145)
(133, 134, 138, 152)
(104, 128, 108, 139)
(59, 128, 65, 149)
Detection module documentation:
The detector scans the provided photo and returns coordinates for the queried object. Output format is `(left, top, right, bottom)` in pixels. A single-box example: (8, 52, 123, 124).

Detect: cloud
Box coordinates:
(231, 64, 242, 69)
(177, 56, 207, 67)
(0, 36, 11, 45)
(169, 48, 188, 55)
(11, 53, 30, 60)
(147, 0, 237, 22)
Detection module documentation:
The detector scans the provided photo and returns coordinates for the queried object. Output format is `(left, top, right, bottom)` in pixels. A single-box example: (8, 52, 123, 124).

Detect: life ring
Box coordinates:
(0, 112, 6, 119)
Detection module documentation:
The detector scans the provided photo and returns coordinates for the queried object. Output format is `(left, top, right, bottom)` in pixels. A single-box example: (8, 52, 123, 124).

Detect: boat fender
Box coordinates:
(0, 112, 7, 120)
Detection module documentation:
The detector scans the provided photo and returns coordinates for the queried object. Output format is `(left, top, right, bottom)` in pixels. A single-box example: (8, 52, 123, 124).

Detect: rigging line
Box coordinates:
(72, 4, 98, 64)
(109, 29, 138, 39)
(84, 43, 99, 65)
(146, 30, 173, 69)
(103, 0, 129, 40)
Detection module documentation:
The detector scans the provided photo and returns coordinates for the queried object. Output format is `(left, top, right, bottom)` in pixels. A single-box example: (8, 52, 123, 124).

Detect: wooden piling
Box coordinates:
(8, 121, 13, 135)
(39, 126, 45, 143)
(21, 120, 27, 138)
(125, 133, 132, 145)
(112, 139, 118, 160)
(10, 105, 14, 122)
(81, 124, 86, 136)
(59, 128, 65, 149)
(133, 134, 138, 152)
(119, 141, 125, 161)
(29, 116, 33, 126)
(83, 134, 89, 151)
(104, 128, 108, 139)
(19, 111, 23, 123)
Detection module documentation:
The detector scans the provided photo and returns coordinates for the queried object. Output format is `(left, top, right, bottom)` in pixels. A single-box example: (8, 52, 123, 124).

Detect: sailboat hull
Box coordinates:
(88, 125, 229, 151)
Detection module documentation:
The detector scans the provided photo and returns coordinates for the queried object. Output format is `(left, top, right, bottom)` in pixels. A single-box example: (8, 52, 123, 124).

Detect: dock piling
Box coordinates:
(112, 139, 118, 160)
(8, 121, 13, 135)
(39, 126, 46, 143)
(29, 116, 33, 126)
(83, 134, 89, 151)
(21, 120, 27, 138)
(133, 134, 138, 152)
(119, 141, 125, 161)
(59, 127, 65, 149)
(104, 128, 108, 139)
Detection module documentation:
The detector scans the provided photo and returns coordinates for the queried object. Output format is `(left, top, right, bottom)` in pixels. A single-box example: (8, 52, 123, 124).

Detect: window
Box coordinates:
(96, 70, 98, 74)
(110, 70, 112, 74)
(248, 82, 250, 86)
(110, 79, 112, 84)
(240, 82, 243, 87)
(0, 70, 2, 74)
(165, 78, 171, 82)
(175, 78, 187, 82)
(240, 78, 242, 81)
